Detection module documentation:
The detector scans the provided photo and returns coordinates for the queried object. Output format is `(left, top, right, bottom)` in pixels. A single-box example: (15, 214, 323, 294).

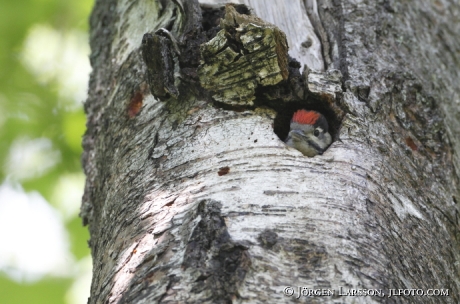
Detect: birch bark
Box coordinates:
(82, 0, 460, 303)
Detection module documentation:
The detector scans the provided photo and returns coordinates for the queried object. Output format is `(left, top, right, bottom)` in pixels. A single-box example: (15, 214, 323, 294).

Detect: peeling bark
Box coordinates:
(83, 0, 460, 303)
(198, 5, 289, 106)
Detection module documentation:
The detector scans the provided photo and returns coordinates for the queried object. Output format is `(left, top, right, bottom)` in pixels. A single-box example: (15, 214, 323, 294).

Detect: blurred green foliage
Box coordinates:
(0, 276, 72, 304)
(0, 0, 93, 302)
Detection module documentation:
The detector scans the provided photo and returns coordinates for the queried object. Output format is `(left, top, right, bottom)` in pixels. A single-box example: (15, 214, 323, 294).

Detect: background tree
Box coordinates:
(84, 0, 460, 303)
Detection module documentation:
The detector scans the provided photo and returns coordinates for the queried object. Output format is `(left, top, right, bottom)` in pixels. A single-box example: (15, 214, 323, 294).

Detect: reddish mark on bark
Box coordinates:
(218, 166, 230, 176)
(405, 136, 418, 151)
(128, 91, 143, 118)
(187, 107, 200, 115)
(165, 198, 176, 207)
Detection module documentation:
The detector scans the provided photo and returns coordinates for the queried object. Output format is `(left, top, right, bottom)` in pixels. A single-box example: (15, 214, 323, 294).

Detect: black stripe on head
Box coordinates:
(314, 115, 329, 132)
(306, 138, 324, 154)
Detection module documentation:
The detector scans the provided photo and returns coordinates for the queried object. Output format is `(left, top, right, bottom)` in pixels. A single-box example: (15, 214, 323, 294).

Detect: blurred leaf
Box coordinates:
(63, 110, 86, 154)
(0, 275, 71, 304)
(67, 216, 91, 260)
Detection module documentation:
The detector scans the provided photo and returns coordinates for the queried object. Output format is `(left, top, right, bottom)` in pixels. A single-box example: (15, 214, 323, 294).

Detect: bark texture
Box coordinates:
(82, 0, 460, 303)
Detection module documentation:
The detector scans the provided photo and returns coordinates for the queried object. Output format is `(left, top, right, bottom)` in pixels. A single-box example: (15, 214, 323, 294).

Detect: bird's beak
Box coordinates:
(290, 129, 303, 138)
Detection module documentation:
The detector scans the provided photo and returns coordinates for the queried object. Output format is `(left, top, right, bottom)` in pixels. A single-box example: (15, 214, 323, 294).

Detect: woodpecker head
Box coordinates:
(285, 109, 332, 157)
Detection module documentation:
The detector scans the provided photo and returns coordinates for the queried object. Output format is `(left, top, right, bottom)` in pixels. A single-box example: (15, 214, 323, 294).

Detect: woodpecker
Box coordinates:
(285, 109, 332, 157)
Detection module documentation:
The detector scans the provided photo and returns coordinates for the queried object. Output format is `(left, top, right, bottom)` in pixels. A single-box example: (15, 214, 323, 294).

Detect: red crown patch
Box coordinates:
(291, 110, 320, 125)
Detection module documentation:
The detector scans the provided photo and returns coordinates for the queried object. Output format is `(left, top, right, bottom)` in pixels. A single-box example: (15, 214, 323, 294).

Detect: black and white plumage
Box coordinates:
(285, 109, 332, 157)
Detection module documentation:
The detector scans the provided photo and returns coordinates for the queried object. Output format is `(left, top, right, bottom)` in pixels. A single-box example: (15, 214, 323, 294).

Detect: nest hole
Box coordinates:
(273, 100, 341, 145)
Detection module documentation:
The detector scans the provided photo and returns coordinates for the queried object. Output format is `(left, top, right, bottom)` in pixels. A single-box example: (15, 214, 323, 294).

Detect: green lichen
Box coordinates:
(198, 4, 288, 106)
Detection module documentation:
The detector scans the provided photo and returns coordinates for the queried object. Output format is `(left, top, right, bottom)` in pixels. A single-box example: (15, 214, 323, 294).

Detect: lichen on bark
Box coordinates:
(198, 4, 289, 106)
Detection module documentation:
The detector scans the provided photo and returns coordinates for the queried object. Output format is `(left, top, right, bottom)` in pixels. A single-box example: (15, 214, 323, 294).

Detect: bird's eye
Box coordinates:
(314, 129, 320, 137)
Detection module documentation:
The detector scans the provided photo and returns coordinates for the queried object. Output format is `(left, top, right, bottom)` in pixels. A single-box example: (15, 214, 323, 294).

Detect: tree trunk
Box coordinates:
(82, 0, 460, 303)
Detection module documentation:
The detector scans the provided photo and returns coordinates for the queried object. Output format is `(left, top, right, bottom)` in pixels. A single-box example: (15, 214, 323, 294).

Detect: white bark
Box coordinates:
(82, 0, 460, 303)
